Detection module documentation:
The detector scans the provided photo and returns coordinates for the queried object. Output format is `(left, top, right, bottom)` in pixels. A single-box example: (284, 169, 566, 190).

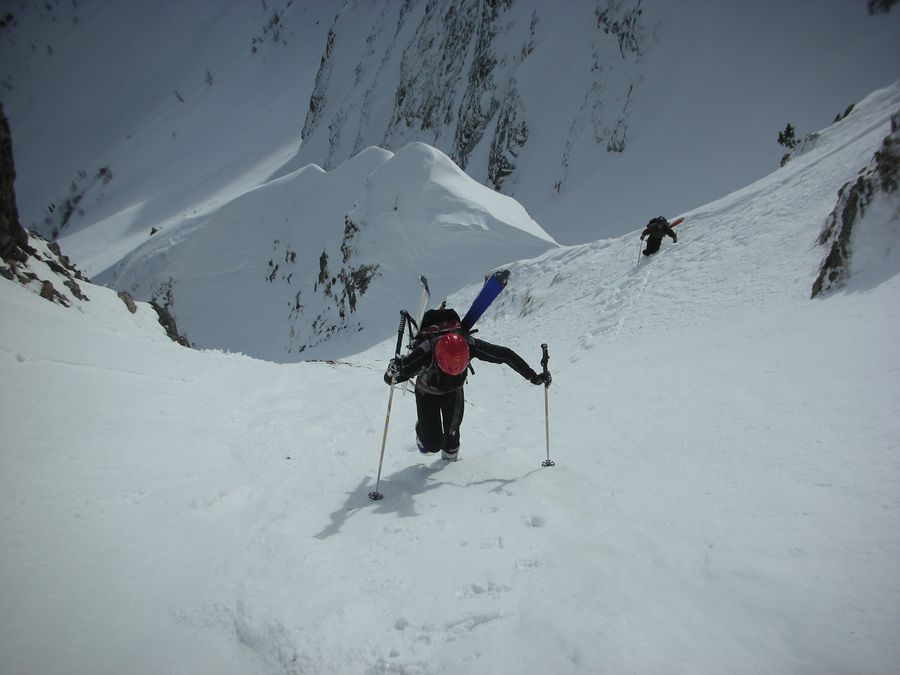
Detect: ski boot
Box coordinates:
(417, 435, 440, 455)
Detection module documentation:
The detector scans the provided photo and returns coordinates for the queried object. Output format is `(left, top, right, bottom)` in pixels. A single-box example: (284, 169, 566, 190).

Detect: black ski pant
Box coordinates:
(415, 388, 464, 453)
(642, 236, 662, 255)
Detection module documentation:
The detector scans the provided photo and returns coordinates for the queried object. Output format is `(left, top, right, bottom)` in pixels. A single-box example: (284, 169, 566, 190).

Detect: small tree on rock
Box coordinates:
(778, 123, 797, 149)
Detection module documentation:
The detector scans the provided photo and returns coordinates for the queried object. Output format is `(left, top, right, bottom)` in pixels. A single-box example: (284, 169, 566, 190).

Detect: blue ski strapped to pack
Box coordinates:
(461, 269, 510, 331)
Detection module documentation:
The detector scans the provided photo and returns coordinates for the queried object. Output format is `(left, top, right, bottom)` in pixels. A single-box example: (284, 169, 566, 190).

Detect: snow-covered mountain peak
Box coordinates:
(354, 141, 556, 244)
(99, 140, 557, 362)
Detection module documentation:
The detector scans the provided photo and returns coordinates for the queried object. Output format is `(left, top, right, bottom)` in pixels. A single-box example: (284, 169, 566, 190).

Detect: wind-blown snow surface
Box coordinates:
(2, 87, 900, 673)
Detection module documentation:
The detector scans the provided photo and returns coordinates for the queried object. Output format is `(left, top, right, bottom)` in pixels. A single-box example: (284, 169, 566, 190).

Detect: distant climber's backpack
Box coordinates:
(648, 216, 668, 234)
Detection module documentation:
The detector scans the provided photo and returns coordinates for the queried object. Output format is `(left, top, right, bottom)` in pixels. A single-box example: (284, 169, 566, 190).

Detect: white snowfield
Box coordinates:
(2, 83, 900, 675)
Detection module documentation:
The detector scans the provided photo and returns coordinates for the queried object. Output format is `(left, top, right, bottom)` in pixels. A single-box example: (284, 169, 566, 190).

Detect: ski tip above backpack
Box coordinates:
(493, 269, 510, 285)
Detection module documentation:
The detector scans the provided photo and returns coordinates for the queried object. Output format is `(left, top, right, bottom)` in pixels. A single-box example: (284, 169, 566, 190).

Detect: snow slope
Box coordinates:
(2, 81, 899, 674)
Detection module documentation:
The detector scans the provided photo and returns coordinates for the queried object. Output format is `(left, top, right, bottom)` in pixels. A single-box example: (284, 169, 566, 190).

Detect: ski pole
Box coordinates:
(368, 311, 407, 501)
(540, 343, 555, 467)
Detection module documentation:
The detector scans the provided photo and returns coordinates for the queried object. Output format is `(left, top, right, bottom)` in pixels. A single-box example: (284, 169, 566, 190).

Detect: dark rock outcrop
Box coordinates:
(117, 290, 138, 313)
(2, 102, 87, 303)
(151, 302, 191, 348)
(812, 110, 900, 297)
(0, 101, 31, 266)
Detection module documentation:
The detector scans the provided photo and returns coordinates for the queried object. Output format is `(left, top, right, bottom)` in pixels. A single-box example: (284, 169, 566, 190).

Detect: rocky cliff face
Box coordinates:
(812, 110, 900, 298)
(290, 0, 651, 198)
(265, 214, 381, 357)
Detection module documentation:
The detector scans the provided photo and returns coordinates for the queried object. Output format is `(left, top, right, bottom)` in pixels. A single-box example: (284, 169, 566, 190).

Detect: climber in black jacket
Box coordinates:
(640, 216, 678, 255)
(384, 307, 550, 461)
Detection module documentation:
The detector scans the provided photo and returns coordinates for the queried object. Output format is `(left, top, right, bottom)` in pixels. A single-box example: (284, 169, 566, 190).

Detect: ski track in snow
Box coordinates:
(608, 252, 655, 342)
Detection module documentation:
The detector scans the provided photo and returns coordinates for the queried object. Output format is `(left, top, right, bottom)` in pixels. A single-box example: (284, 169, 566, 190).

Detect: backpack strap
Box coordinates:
(416, 319, 465, 341)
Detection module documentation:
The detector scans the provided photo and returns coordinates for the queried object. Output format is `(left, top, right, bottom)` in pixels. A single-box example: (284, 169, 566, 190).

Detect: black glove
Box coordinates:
(640, 234, 646, 240)
(531, 371, 551, 386)
(384, 357, 402, 382)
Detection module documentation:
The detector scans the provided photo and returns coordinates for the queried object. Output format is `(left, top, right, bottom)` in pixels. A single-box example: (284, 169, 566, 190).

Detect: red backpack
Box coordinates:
(414, 308, 471, 377)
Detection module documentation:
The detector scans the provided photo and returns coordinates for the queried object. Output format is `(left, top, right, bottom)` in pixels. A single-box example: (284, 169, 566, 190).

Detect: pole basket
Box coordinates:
(368, 490, 384, 501)
(542, 458, 555, 467)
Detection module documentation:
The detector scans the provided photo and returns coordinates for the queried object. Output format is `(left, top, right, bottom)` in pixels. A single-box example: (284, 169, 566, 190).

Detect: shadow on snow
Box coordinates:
(314, 462, 545, 538)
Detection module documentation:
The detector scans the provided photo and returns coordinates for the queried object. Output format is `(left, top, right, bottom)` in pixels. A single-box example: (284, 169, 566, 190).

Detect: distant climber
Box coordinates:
(640, 216, 678, 256)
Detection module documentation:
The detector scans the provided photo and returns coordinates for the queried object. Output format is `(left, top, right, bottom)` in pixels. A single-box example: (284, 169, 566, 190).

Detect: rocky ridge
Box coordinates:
(292, 0, 650, 197)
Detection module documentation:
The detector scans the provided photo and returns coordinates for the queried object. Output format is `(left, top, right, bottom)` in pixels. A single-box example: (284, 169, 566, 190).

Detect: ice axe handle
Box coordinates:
(394, 312, 407, 357)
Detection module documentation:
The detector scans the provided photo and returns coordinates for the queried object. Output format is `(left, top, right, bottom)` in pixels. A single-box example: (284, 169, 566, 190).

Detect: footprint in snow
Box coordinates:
(455, 582, 511, 599)
(522, 514, 546, 528)
(515, 558, 540, 571)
